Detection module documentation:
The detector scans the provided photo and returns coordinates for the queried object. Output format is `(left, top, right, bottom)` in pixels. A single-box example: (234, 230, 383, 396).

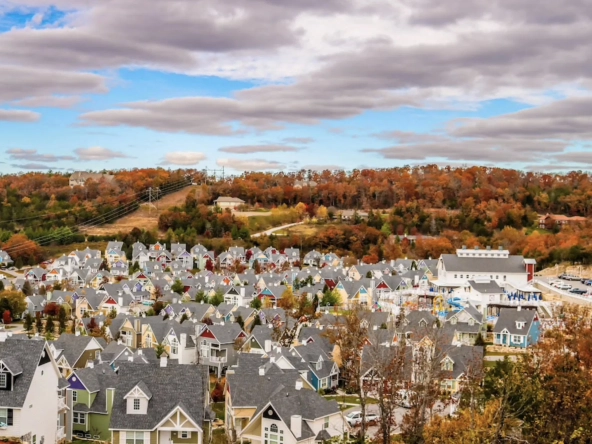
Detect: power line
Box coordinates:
(2, 178, 192, 254)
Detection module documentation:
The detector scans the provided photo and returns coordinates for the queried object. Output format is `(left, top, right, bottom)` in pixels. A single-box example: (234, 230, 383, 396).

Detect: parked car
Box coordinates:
(397, 390, 413, 409)
(345, 411, 380, 427)
(549, 279, 562, 286)
(559, 274, 580, 281)
(583, 280, 592, 286)
(555, 282, 572, 290)
(569, 288, 587, 295)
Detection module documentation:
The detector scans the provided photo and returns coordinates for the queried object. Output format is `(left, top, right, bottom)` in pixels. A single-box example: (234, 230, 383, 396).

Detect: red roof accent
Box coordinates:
(200, 328, 216, 340)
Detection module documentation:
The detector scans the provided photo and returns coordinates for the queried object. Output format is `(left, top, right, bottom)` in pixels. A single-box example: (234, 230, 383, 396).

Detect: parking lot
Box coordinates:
(538, 276, 592, 298)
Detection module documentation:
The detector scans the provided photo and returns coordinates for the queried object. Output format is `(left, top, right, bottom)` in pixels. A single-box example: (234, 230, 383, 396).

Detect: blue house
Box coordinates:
(493, 307, 541, 348)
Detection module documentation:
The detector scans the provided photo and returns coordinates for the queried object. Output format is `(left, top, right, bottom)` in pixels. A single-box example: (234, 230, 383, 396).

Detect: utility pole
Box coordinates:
(148, 187, 152, 215)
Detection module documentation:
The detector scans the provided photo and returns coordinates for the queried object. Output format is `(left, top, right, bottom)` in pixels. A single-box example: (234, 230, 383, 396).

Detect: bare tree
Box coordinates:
(324, 309, 371, 440)
(365, 329, 408, 444)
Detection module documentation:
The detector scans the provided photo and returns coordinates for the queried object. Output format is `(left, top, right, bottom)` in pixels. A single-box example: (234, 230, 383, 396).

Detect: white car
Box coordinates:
(345, 411, 379, 427)
(555, 282, 572, 290)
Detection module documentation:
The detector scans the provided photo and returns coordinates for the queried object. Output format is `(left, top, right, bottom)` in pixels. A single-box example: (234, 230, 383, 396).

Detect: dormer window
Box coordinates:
(450, 318, 457, 325)
(516, 322, 525, 330)
(441, 358, 454, 371)
(316, 360, 322, 371)
(0, 373, 6, 389)
(468, 319, 474, 326)
(133, 399, 141, 411)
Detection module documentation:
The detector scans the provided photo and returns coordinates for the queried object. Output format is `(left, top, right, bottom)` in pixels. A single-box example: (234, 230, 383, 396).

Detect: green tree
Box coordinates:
(22, 280, 33, 296)
(45, 316, 55, 338)
(209, 291, 224, 306)
(236, 314, 244, 330)
(24, 312, 34, 338)
(180, 313, 188, 324)
(58, 306, 67, 333)
(321, 289, 341, 307)
(172, 279, 185, 295)
(250, 298, 262, 309)
(35, 314, 43, 334)
(155, 343, 166, 358)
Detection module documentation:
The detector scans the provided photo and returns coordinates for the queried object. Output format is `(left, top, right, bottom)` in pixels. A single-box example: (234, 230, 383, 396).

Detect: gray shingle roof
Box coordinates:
(468, 280, 505, 294)
(110, 362, 207, 431)
(0, 338, 48, 408)
(441, 254, 526, 274)
(493, 308, 538, 336)
(54, 334, 103, 367)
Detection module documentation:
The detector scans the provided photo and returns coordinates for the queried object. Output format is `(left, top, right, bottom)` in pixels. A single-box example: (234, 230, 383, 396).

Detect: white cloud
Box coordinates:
(160, 151, 207, 165)
(74, 146, 131, 161)
(0, 109, 40, 122)
(217, 158, 285, 171)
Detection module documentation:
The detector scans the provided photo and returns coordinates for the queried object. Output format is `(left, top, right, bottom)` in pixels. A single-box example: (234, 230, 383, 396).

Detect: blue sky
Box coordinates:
(1, 1, 591, 174)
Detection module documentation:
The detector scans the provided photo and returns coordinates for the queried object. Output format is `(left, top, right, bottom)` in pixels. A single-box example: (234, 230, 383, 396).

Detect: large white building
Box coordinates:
(436, 247, 535, 290)
(214, 197, 245, 209)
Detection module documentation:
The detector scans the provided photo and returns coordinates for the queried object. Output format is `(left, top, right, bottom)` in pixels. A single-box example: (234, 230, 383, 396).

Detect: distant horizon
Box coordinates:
(1, 1, 591, 173)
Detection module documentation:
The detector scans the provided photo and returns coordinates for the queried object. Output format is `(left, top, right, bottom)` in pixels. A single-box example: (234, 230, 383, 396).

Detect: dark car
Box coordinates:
(570, 288, 587, 295)
(584, 280, 592, 286)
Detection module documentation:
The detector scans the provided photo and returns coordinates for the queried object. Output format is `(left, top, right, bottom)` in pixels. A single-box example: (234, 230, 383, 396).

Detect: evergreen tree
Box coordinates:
(22, 280, 33, 296)
(58, 306, 67, 333)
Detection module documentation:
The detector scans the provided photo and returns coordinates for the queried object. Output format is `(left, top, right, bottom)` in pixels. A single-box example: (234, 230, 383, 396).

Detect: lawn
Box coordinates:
(211, 402, 225, 420)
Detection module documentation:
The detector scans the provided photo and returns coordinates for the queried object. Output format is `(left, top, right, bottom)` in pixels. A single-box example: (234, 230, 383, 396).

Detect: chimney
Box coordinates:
(259, 367, 265, 376)
(75, 330, 80, 337)
(117, 338, 123, 345)
(160, 357, 168, 367)
(118, 297, 123, 306)
(138, 349, 143, 355)
(517, 306, 521, 311)
(270, 357, 275, 364)
(0, 332, 7, 342)
(240, 287, 245, 297)
(173, 298, 178, 304)
(295, 380, 303, 391)
(134, 319, 141, 332)
(88, 362, 94, 368)
(290, 415, 302, 438)
(180, 333, 187, 348)
(264, 340, 272, 353)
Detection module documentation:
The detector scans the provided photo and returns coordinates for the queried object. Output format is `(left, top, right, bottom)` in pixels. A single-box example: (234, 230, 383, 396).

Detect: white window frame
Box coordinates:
(0, 373, 6, 389)
(133, 399, 141, 411)
(323, 417, 330, 429)
(145, 336, 152, 348)
(126, 431, 144, 444)
(171, 338, 179, 355)
(73, 412, 86, 424)
(72, 391, 78, 402)
(0, 408, 7, 425)
(512, 335, 522, 343)
(180, 431, 191, 439)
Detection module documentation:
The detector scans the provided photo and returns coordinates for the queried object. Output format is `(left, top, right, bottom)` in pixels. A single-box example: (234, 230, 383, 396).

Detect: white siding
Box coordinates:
(20, 357, 60, 444)
(0, 408, 21, 438)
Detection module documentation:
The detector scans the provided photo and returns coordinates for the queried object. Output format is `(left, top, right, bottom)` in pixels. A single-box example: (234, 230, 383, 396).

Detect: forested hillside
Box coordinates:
(2, 166, 592, 268)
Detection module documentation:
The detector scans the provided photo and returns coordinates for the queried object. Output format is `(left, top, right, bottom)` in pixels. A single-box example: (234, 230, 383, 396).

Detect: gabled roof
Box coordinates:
(54, 334, 103, 367)
(110, 362, 207, 431)
(493, 308, 538, 335)
(0, 338, 51, 408)
(441, 254, 527, 274)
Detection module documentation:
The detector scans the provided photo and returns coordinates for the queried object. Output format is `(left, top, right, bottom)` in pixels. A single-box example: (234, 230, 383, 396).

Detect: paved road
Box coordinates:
(251, 222, 303, 238)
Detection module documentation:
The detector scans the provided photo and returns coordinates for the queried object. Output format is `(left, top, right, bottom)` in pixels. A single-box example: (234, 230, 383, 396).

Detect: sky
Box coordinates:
(1, 0, 592, 174)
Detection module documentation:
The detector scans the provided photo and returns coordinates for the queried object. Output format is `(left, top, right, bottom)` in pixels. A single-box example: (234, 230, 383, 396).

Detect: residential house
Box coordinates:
(0, 250, 13, 266)
(110, 361, 209, 444)
(0, 336, 66, 444)
(67, 363, 117, 441)
(444, 304, 484, 345)
(198, 323, 247, 377)
(439, 345, 484, 393)
(69, 172, 114, 187)
(52, 334, 104, 378)
(538, 213, 587, 229)
(334, 281, 370, 307)
(214, 196, 245, 209)
(292, 342, 339, 392)
(303, 250, 322, 267)
(493, 307, 541, 349)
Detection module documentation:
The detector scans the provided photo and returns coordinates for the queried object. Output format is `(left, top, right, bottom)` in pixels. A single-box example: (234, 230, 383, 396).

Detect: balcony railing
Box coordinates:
(206, 356, 227, 363)
(57, 426, 66, 441)
(58, 396, 68, 411)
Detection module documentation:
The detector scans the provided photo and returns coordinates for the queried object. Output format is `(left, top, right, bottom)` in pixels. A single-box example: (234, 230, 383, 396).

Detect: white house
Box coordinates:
(0, 335, 65, 444)
(214, 197, 245, 209)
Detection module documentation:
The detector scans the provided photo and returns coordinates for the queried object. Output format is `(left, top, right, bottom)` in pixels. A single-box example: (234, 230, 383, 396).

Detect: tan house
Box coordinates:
(538, 213, 587, 229)
(214, 196, 245, 209)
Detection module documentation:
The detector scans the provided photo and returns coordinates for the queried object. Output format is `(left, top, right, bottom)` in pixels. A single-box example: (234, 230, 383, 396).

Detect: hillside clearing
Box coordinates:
(83, 186, 198, 236)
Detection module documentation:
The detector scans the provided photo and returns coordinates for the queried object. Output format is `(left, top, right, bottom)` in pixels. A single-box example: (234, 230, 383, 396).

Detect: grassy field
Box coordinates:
(82, 185, 199, 236)
(41, 241, 107, 259)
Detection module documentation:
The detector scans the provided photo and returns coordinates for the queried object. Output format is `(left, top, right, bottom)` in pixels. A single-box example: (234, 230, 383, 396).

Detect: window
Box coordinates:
(441, 360, 453, 371)
(72, 391, 78, 402)
(454, 275, 457, 279)
(503, 276, 507, 281)
(0, 373, 6, 389)
(266, 424, 280, 444)
(145, 336, 152, 348)
(512, 335, 522, 343)
(73, 412, 86, 424)
(171, 338, 179, 355)
(126, 431, 144, 444)
(32, 435, 36, 444)
(133, 399, 141, 411)
(0, 408, 7, 426)
(323, 417, 330, 429)
(316, 360, 322, 371)
(180, 432, 191, 439)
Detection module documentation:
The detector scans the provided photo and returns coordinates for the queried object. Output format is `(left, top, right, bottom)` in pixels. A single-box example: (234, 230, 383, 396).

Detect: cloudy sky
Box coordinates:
(1, 0, 592, 174)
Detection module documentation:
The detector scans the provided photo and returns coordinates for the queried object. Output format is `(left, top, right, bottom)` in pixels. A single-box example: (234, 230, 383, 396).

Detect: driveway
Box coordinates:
(251, 222, 303, 238)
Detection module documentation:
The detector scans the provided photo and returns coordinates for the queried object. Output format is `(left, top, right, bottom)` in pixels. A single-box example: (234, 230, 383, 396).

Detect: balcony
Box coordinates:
(57, 426, 66, 442)
(205, 355, 227, 363)
(58, 396, 69, 411)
